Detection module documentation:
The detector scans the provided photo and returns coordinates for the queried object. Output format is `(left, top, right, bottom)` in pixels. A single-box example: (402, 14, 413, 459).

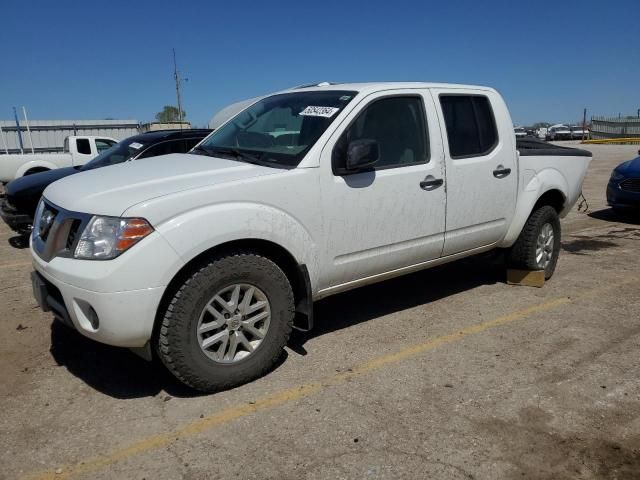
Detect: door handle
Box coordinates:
(493, 165, 511, 178)
(420, 175, 444, 191)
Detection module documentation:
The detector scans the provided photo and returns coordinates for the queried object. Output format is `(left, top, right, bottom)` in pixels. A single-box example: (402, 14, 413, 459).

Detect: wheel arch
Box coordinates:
(153, 238, 314, 345)
(500, 183, 567, 248)
(533, 188, 566, 213)
(15, 160, 57, 178)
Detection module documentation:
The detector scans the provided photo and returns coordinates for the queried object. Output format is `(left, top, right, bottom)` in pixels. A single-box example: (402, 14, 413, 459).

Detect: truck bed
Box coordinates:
(516, 138, 591, 157)
(515, 138, 591, 220)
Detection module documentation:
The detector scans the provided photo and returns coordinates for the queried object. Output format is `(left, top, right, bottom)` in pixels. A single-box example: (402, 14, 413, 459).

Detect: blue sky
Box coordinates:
(1, 0, 638, 127)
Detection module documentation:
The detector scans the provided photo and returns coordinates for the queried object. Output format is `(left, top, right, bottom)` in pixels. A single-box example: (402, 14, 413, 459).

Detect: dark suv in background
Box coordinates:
(0, 129, 211, 233)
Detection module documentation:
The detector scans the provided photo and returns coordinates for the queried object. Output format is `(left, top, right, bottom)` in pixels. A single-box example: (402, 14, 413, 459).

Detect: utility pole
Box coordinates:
(22, 106, 35, 153)
(0, 124, 8, 154)
(13, 107, 24, 154)
(582, 108, 587, 142)
(173, 48, 184, 129)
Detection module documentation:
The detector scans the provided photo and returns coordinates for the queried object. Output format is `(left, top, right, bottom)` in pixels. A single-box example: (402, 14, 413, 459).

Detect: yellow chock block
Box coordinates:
(507, 269, 545, 288)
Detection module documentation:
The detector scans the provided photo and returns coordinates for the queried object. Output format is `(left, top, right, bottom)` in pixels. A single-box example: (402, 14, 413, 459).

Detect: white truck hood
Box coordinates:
(42, 153, 282, 216)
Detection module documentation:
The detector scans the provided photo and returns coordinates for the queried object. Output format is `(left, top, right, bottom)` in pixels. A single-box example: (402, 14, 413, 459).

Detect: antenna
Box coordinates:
(173, 48, 184, 129)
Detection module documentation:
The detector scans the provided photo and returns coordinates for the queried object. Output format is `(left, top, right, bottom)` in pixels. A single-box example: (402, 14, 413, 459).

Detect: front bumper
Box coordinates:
(30, 227, 185, 348)
(606, 181, 640, 208)
(0, 196, 33, 232)
(31, 264, 165, 347)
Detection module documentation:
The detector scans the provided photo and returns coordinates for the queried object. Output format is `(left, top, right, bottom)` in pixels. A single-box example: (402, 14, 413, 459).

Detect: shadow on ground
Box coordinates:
(49, 252, 505, 399)
(50, 321, 291, 399)
(50, 322, 200, 399)
(562, 237, 618, 255)
(8, 233, 30, 249)
(290, 253, 504, 351)
(588, 207, 640, 226)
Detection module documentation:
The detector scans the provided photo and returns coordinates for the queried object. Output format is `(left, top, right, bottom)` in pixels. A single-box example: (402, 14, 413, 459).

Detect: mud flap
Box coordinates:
(293, 264, 314, 332)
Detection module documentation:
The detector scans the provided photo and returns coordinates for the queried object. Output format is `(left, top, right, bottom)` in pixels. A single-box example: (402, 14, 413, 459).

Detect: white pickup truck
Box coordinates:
(0, 135, 117, 183)
(30, 82, 591, 392)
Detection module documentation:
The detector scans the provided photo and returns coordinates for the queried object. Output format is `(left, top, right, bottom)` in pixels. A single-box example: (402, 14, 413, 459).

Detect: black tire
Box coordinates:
(507, 205, 561, 279)
(157, 251, 294, 392)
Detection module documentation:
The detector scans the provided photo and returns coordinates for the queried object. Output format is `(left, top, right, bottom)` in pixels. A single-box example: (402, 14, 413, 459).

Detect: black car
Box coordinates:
(0, 129, 211, 233)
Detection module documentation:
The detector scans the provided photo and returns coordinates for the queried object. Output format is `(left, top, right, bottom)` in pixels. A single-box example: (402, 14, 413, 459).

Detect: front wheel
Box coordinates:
(507, 205, 561, 279)
(157, 252, 295, 392)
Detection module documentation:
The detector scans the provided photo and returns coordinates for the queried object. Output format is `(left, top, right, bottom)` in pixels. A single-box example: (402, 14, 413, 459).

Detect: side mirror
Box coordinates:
(346, 139, 379, 171)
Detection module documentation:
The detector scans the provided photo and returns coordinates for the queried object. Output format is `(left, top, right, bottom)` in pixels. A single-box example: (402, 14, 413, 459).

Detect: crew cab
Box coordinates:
(0, 135, 117, 183)
(1, 129, 211, 233)
(30, 82, 592, 392)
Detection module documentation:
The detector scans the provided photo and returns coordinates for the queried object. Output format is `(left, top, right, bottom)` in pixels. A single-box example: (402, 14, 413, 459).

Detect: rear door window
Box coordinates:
(440, 95, 498, 158)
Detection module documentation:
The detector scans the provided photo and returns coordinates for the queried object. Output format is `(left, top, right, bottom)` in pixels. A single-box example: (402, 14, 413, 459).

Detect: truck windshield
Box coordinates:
(195, 90, 357, 168)
(81, 139, 145, 170)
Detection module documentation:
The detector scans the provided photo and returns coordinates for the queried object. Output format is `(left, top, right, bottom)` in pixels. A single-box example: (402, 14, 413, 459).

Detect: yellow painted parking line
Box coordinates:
(25, 276, 639, 480)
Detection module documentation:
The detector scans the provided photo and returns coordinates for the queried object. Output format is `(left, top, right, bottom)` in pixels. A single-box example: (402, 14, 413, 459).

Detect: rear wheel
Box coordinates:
(507, 205, 561, 279)
(157, 252, 294, 392)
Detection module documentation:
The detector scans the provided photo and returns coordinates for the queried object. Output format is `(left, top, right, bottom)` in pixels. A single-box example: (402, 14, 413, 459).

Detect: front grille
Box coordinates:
(66, 219, 81, 250)
(39, 274, 74, 328)
(40, 273, 64, 308)
(620, 178, 640, 193)
(39, 205, 58, 242)
(32, 200, 91, 262)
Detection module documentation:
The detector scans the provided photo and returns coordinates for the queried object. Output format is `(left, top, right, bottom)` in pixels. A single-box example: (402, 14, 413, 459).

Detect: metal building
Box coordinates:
(0, 119, 140, 154)
(590, 116, 640, 140)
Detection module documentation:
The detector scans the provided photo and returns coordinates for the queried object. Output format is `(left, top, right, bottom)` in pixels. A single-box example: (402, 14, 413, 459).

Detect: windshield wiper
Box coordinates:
(192, 145, 287, 168)
(205, 147, 270, 166)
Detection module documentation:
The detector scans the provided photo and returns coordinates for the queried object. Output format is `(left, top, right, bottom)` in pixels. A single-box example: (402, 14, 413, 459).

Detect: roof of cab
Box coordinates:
(278, 81, 496, 95)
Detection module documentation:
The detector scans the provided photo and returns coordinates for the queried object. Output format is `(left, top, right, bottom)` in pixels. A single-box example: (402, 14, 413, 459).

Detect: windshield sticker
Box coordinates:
(299, 106, 340, 118)
(339, 95, 352, 101)
(129, 142, 143, 150)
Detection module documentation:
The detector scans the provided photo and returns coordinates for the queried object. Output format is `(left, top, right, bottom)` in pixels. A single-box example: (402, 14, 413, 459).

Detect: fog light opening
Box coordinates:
(88, 307, 99, 330)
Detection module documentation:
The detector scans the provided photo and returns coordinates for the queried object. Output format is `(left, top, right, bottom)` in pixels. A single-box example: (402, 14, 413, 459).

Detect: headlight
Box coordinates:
(74, 216, 153, 260)
(32, 199, 45, 238)
(610, 170, 625, 182)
